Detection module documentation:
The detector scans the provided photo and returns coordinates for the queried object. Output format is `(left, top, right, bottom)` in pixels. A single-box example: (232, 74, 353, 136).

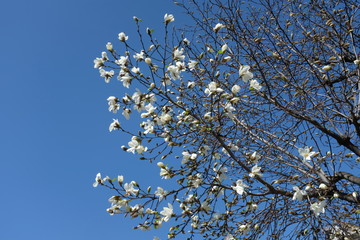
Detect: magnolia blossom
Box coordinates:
(188, 60, 198, 71)
(122, 108, 131, 120)
(187, 173, 202, 188)
(167, 64, 181, 80)
(310, 200, 326, 216)
(164, 14, 175, 24)
(93, 58, 104, 69)
(232, 179, 249, 195)
(239, 224, 250, 235)
(124, 181, 139, 196)
(127, 136, 147, 154)
(298, 146, 316, 163)
(187, 81, 196, 88)
(118, 32, 128, 42)
(131, 67, 140, 74)
(99, 69, 115, 83)
(140, 119, 155, 134)
(109, 119, 120, 132)
(292, 186, 307, 201)
(182, 151, 197, 164)
(249, 79, 262, 91)
(239, 65, 254, 82)
(106, 42, 113, 51)
(93, 173, 103, 187)
(133, 51, 145, 61)
(213, 23, 225, 33)
(160, 166, 171, 179)
(160, 203, 173, 222)
(183, 38, 190, 45)
(117, 72, 132, 88)
(155, 187, 168, 201)
(107, 96, 120, 113)
(250, 151, 261, 162)
(140, 103, 156, 118)
(249, 165, 262, 178)
(108, 196, 128, 208)
(115, 56, 128, 66)
(172, 48, 185, 61)
(214, 166, 228, 181)
(205, 82, 224, 96)
(225, 233, 235, 240)
(221, 44, 228, 53)
(231, 84, 241, 94)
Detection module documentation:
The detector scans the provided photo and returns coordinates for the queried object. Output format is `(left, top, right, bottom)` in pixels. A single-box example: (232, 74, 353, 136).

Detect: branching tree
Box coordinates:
(93, 0, 360, 239)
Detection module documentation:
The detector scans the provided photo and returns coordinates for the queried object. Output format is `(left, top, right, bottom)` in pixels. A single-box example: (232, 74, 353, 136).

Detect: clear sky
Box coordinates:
(0, 1, 187, 239)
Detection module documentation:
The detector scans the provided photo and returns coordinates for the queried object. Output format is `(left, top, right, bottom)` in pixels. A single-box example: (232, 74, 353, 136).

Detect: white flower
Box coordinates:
(214, 166, 228, 181)
(221, 44, 228, 53)
(292, 186, 307, 201)
(354, 59, 360, 65)
(188, 60, 198, 70)
(107, 96, 120, 113)
(187, 81, 195, 88)
(93, 58, 104, 69)
(231, 85, 241, 94)
(106, 42, 113, 51)
(183, 38, 190, 45)
(298, 146, 316, 163)
(118, 72, 132, 88)
(250, 151, 261, 162)
(160, 167, 170, 179)
(310, 200, 326, 216)
(167, 64, 181, 80)
(127, 136, 147, 154)
(93, 173, 103, 187)
(115, 56, 128, 66)
(122, 108, 131, 120)
(141, 119, 155, 134)
(131, 67, 140, 74)
(232, 179, 249, 195)
(133, 51, 145, 61)
(118, 32, 128, 42)
(99, 69, 115, 83)
(213, 23, 225, 33)
(164, 14, 175, 24)
(160, 203, 173, 222)
(239, 224, 250, 234)
(173, 48, 185, 61)
(117, 175, 124, 184)
(239, 65, 254, 82)
(322, 65, 332, 71)
(224, 233, 235, 240)
(124, 181, 139, 196)
(204, 81, 224, 96)
(155, 187, 168, 201)
(249, 79, 262, 91)
(145, 57, 152, 65)
(182, 152, 197, 164)
(249, 165, 262, 178)
(109, 119, 120, 132)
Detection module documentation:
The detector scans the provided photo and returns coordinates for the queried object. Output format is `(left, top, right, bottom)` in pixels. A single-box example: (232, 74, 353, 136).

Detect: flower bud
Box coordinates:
(322, 65, 332, 71)
(145, 58, 152, 65)
(157, 162, 165, 168)
(106, 42, 113, 52)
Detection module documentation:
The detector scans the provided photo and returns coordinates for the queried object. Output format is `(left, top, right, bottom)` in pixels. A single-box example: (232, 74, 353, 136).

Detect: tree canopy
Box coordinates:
(93, 0, 360, 239)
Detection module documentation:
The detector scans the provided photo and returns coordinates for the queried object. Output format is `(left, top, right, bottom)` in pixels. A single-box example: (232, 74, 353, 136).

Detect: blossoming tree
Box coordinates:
(93, 0, 360, 239)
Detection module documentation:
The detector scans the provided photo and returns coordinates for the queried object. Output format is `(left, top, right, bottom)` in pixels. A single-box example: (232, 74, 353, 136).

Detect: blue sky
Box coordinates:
(0, 1, 187, 239)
